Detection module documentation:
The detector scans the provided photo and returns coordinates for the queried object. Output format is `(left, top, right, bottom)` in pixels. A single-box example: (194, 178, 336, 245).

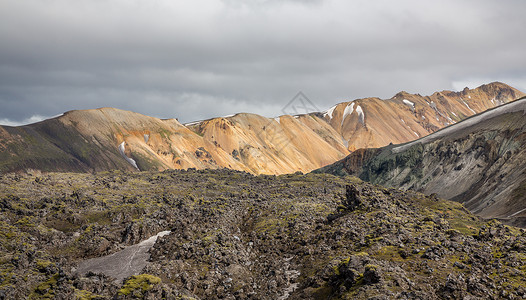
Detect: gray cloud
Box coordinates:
(1, 0, 525, 124)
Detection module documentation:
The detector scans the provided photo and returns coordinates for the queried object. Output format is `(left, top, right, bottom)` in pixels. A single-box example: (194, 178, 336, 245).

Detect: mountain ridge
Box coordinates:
(315, 96, 526, 226)
(0, 82, 524, 175)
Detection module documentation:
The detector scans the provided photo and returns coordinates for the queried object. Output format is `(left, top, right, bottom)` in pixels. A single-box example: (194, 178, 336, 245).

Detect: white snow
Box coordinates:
(413, 131, 419, 137)
(143, 134, 149, 143)
(323, 105, 337, 119)
(184, 121, 202, 126)
(393, 98, 526, 153)
(400, 118, 406, 124)
(355, 105, 365, 125)
(274, 117, 281, 124)
(118, 142, 140, 170)
(508, 207, 526, 218)
(468, 95, 471, 99)
(76, 230, 171, 283)
(138, 231, 171, 246)
(341, 102, 355, 126)
(403, 99, 415, 110)
(222, 114, 235, 118)
(451, 112, 457, 117)
(342, 137, 349, 148)
(463, 101, 476, 114)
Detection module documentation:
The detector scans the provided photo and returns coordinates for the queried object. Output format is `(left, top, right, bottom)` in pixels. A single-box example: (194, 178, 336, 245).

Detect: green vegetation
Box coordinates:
(118, 274, 162, 297)
(31, 273, 60, 299)
(0, 169, 524, 299)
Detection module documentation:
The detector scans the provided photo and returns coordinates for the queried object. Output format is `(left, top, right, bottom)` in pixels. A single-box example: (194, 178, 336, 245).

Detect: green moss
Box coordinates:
(15, 216, 36, 227)
(35, 259, 53, 271)
(342, 274, 365, 298)
(158, 128, 172, 140)
(311, 284, 333, 299)
(364, 264, 378, 271)
(118, 274, 162, 297)
(85, 211, 112, 226)
(31, 273, 60, 299)
(374, 246, 404, 262)
(74, 289, 101, 300)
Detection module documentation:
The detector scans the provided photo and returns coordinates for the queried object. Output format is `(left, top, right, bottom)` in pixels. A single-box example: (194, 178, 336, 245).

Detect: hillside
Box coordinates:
(0, 170, 525, 299)
(318, 81, 524, 150)
(316, 97, 526, 227)
(0, 82, 523, 175)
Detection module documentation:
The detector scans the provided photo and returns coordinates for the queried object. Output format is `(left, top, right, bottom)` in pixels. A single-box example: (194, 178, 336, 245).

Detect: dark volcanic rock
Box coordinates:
(0, 170, 525, 299)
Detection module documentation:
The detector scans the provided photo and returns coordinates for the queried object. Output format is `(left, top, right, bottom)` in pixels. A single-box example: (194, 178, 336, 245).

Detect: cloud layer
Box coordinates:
(1, 0, 525, 124)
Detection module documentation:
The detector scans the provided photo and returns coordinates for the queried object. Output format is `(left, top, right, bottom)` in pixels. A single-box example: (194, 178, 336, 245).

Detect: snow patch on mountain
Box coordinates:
(341, 103, 355, 126)
(393, 98, 526, 153)
(403, 99, 415, 111)
(118, 142, 140, 170)
(324, 105, 337, 119)
(342, 137, 349, 148)
(184, 120, 202, 126)
(356, 105, 365, 125)
(463, 101, 476, 114)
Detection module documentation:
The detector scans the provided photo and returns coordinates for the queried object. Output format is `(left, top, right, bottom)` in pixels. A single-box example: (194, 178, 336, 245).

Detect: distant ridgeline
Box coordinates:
(0, 82, 524, 175)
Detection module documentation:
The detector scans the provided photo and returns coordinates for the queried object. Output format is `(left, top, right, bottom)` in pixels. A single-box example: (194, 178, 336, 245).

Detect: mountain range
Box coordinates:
(316, 96, 526, 227)
(0, 82, 523, 175)
(1, 82, 526, 298)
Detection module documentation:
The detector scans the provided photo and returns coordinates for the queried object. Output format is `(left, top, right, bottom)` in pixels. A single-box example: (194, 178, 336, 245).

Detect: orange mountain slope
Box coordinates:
(0, 82, 523, 174)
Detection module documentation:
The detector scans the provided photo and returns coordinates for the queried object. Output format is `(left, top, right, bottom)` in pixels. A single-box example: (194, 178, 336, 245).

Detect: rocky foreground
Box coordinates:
(0, 169, 525, 299)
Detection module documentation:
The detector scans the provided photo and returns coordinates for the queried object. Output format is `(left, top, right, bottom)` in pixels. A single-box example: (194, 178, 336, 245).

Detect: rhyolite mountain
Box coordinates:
(316, 96, 526, 227)
(0, 82, 524, 175)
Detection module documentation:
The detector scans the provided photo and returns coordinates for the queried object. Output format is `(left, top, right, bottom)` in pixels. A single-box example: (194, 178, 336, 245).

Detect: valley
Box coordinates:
(0, 83, 525, 299)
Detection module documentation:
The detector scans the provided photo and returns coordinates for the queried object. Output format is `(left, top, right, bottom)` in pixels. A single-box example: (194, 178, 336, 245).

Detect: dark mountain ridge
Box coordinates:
(316, 96, 526, 227)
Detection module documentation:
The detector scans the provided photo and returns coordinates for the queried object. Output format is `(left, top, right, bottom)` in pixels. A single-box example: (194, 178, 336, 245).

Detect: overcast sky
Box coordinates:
(1, 0, 525, 125)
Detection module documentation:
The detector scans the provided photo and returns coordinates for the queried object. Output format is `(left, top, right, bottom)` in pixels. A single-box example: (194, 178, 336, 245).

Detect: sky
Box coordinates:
(1, 0, 525, 125)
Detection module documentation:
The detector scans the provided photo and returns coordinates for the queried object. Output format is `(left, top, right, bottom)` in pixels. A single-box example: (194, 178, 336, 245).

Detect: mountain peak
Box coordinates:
(0, 82, 524, 175)
(392, 91, 413, 100)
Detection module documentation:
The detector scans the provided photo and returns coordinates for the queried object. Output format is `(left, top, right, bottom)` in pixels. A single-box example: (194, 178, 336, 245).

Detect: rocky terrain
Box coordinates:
(316, 97, 526, 227)
(0, 82, 523, 175)
(1, 169, 525, 299)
